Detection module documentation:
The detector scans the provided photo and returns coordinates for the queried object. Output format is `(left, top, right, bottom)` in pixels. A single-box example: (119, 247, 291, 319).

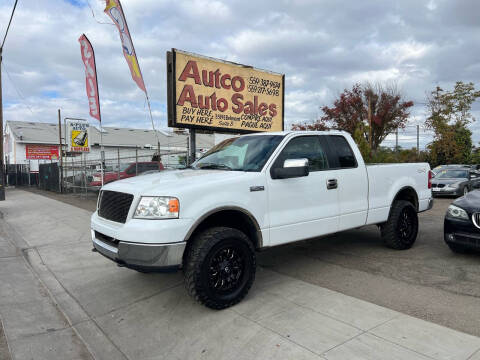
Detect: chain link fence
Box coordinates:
(60, 147, 188, 198)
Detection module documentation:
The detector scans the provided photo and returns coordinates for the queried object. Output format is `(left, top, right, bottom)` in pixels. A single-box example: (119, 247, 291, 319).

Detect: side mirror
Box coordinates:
(271, 158, 309, 179)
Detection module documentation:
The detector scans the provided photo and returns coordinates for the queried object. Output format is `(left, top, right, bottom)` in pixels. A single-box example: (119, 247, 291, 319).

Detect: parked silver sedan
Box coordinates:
(432, 168, 480, 197)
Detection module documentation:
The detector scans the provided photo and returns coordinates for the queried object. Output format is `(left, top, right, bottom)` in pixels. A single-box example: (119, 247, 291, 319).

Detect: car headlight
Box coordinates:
(445, 182, 460, 189)
(447, 205, 468, 220)
(134, 196, 179, 219)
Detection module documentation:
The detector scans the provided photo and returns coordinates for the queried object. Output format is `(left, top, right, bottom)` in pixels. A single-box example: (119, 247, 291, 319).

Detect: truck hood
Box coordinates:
(102, 169, 255, 195)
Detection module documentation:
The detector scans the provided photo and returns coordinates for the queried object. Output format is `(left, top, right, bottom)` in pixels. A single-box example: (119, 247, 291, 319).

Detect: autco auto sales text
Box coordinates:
(176, 60, 281, 131)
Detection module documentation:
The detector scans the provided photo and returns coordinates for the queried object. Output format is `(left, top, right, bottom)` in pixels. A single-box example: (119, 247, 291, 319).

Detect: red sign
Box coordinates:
(26, 145, 59, 160)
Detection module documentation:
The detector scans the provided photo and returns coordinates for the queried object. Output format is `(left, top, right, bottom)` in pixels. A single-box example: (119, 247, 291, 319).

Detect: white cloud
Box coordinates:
(0, 0, 479, 149)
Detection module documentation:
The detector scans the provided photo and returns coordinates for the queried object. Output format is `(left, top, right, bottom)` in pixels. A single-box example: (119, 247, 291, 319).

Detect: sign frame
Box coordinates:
(66, 119, 91, 153)
(167, 49, 285, 134)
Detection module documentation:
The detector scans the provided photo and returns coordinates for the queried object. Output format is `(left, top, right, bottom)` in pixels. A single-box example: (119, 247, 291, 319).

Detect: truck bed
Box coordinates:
(365, 163, 432, 225)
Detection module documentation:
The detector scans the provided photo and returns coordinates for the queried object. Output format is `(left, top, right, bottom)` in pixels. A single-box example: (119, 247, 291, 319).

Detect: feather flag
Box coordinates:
(104, 0, 146, 92)
(79, 34, 101, 121)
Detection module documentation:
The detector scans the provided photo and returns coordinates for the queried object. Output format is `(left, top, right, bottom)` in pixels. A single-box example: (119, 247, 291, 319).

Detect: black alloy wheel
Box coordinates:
(396, 207, 416, 244)
(381, 200, 419, 250)
(208, 246, 244, 294)
(184, 227, 256, 309)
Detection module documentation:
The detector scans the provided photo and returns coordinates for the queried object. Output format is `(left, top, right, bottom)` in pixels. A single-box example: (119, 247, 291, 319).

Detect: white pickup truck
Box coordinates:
(91, 131, 433, 309)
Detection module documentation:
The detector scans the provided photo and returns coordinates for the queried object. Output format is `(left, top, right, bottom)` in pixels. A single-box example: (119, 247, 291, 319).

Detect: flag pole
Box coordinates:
(89, 35, 104, 187)
(145, 93, 161, 164)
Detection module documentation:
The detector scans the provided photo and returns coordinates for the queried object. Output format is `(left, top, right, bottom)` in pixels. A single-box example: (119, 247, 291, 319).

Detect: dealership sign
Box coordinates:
(167, 49, 284, 133)
(67, 119, 90, 152)
(26, 145, 59, 160)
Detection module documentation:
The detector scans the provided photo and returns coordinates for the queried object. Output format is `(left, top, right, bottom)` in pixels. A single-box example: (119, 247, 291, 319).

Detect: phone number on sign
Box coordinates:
(247, 85, 280, 96)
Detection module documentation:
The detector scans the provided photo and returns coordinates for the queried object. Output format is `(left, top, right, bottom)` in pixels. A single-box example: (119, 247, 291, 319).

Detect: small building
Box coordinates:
(4, 120, 217, 172)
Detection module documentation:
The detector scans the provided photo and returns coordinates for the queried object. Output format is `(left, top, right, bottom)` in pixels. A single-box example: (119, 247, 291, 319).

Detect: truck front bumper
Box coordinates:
(91, 230, 186, 272)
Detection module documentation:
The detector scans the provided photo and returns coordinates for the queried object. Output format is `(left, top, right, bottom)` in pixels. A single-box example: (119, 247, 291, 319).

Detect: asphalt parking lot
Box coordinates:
(258, 196, 480, 336)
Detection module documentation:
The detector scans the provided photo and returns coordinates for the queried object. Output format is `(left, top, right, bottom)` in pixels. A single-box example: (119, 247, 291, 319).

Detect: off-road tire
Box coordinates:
(381, 200, 418, 250)
(184, 227, 256, 309)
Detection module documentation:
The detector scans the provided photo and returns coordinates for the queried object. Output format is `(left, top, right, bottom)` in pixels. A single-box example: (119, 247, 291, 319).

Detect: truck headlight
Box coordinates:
(134, 196, 179, 219)
(447, 205, 468, 220)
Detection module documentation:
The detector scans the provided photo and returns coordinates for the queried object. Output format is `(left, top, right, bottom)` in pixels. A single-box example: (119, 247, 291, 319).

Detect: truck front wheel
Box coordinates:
(381, 200, 418, 250)
(184, 227, 256, 309)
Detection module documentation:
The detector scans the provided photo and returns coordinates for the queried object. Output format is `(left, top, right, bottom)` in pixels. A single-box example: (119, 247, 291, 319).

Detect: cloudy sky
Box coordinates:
(1, 0, 479, 149)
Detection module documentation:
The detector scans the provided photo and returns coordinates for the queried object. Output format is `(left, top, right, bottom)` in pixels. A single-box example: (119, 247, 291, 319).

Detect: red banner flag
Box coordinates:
(104, 0, 146, 92)
(79, 34, 101, 121)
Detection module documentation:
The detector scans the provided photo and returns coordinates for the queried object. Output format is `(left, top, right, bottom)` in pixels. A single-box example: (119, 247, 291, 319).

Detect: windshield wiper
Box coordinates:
(197, 163, 233, 170)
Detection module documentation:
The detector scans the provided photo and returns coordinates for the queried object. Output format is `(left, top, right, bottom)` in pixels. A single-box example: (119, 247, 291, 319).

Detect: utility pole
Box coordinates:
(368, 94, 372, 151)
(186, 134, 190, 166)
(189, 129, 196, 165)
(58, 109, 63, 193)
(0, 0, 19, 201)
(0, 47, 5, 200)
(417, 125, 420, 156)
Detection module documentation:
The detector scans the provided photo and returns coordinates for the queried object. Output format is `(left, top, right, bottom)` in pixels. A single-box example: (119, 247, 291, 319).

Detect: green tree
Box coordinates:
(471, 146, 480, 165)
(425, 82, 480, 166)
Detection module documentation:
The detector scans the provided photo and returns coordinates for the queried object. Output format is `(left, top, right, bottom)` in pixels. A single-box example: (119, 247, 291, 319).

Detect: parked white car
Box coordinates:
(91, 131, 433, 309)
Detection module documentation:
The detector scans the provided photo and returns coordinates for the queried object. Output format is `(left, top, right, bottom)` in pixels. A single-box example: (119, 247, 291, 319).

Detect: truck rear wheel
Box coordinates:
(381, 200, 418, 250)
(184, 227, 256, 309)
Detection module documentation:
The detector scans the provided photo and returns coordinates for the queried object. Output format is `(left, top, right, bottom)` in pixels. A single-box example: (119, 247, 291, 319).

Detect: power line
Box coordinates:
(1, 0, 18, 49)
(2, 61, 60, 136)
(2, 62, 35, 117)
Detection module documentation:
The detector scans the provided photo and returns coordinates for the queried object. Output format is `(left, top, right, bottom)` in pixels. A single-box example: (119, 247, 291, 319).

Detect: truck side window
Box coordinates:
(273, 136, 329, 171)
(329, 135, 357, 168)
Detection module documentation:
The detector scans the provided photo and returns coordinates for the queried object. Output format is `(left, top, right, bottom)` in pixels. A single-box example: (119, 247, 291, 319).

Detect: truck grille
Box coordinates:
(98, 190, 134, 223)
(473, 213, 480, 229)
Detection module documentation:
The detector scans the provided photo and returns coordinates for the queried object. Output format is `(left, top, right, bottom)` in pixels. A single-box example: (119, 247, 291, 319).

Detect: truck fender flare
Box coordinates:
(184, 206, 264, 248)
(390, 186, 419, 213)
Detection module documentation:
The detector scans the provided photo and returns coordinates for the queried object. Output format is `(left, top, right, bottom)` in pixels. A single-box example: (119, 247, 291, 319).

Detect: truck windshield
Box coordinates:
(192, 135, 284, 172)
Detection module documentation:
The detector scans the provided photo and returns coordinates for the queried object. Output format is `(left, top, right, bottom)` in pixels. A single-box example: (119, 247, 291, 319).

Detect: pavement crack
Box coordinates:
(232, 310, 325, 359)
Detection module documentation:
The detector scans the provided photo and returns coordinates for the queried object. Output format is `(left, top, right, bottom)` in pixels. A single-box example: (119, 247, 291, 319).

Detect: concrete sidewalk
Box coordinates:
(1, 188, 480, 360)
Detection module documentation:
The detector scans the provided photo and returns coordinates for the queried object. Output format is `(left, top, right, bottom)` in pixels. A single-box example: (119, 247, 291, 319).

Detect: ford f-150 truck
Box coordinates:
(91, 131, 433, 309)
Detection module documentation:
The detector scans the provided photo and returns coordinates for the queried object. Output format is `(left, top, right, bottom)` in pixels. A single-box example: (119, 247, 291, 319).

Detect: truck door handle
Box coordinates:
(327, 179, 338, 189)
